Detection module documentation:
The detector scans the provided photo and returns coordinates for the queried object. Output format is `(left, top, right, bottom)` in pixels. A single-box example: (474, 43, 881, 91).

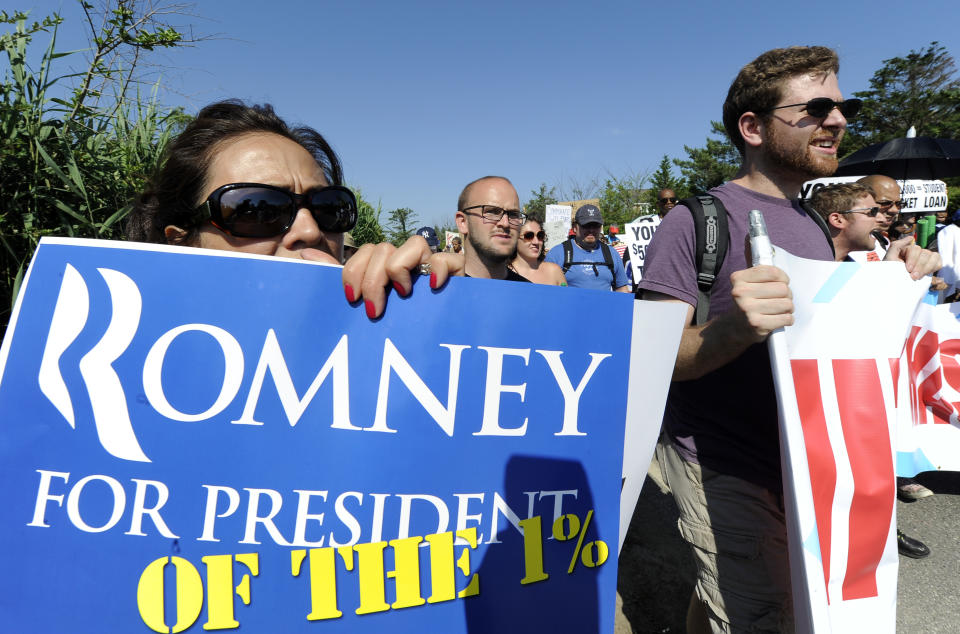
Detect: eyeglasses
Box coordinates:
(460, 205, 526, 226)
(765, 97, 863, 120)
(875, 199, 905, 211)
(659, 197, 678, 204)
(196, 183, 358, 238)
(522, 230, 546, 241)
(840, 206, 880, 217)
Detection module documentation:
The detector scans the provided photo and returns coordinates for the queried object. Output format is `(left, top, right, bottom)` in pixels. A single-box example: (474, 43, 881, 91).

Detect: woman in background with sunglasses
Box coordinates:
(508, 218, 567, 286)
(127, 100, 356, 263)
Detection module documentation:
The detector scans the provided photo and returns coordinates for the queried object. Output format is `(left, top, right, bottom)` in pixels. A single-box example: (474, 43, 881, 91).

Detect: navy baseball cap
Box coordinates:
(575, 204, 603, 225)
(416, 226, 439, 247)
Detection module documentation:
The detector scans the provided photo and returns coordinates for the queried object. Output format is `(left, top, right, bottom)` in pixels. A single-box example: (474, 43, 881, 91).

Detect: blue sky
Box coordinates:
(16, 0, 960, 227)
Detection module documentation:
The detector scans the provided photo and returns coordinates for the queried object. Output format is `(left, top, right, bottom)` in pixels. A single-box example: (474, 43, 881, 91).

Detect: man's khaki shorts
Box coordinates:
(655, 440, 793, 633)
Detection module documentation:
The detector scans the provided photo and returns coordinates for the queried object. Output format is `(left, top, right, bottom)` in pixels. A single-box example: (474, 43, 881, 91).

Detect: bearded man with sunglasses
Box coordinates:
(637, 47, 940, 633)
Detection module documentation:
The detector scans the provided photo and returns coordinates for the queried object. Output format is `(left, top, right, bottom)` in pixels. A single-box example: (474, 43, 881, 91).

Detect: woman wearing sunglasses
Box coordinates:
(509, 219, 567, 286)
(127, 100, 356, 263)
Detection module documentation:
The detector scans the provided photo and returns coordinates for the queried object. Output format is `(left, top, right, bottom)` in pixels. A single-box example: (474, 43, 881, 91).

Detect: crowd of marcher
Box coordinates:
(119, 43, 953, 634)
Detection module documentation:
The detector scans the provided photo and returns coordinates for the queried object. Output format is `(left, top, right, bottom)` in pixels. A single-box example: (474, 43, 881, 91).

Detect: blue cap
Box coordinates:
(416, 226, 439, 247)
(575, 204, 603, 225)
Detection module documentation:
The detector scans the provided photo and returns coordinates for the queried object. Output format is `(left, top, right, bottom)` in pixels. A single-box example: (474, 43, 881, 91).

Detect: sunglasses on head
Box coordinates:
(766, 97, 863, 120)
(196, 183, 358, 238)
(522, 230, 546, 241)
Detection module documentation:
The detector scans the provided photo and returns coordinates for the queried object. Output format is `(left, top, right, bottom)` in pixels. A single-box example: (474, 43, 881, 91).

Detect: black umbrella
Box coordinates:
(835, 136, 960, 179)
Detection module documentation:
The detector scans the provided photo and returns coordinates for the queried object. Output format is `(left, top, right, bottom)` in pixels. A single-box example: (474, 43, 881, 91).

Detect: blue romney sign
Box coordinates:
(0, 238, 636, 633)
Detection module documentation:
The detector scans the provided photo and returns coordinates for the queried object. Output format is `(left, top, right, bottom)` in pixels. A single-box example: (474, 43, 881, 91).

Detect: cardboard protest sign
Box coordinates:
(623, 215, 661, 281)
(769, 249, 929, 633)
(0, 238, 683, 633)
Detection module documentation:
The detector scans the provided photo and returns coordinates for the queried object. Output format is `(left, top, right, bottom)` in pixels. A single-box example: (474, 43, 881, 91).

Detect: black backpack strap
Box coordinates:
(600, 242, 616, 286)
(799, 199, 836, 258)
(684, 195, 729, 326)
(562, 239, 574, 273)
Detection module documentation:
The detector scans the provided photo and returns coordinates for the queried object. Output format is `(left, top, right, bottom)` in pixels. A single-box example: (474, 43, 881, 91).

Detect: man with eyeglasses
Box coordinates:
(657, 189, 678, 217)
(453, 176, 531, 281)
(637, 46, 941, 633)
(544, 204, 631, 291)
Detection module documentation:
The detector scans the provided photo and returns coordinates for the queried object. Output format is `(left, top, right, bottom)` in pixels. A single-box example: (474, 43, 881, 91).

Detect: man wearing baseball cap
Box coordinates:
(544, 204, 630, 291)
(416, 226, 440, 253)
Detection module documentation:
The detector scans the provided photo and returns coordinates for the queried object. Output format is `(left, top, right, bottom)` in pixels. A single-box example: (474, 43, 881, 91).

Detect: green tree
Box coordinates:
(597, 175, 647, 228)
(845, 42, 960, 155)
(673, 121, 740, 194)
(1, 2, 198, 329)
(386, 207, 418, 246)
(349, 189, 385, 246)
(524, 183, 558, 223)
(643, 154, 687, 206)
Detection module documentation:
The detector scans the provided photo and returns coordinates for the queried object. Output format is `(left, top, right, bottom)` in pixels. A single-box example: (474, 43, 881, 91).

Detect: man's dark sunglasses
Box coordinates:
(875, 199, 905, 210)
(522, 230, 546, 241)
(659, 197, 678, 204)
(196, 183, 358, 238)
(766, 97, 863, 120)
(841, 206, 880, 217)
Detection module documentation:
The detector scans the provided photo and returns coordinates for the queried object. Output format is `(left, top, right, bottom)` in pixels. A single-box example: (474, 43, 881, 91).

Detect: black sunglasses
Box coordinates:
(522, 230, 546, 241)
(659, 197, 678, 204)
(766, 97, 863, 120)
(840, 206, 880, 217)
(875, 199, 905, 210)
(196, 183, 358, 238)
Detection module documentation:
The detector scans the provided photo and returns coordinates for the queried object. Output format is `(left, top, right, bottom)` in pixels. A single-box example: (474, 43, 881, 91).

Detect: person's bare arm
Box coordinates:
(643, 265, 794, 381)
(615, 285, 631, 293)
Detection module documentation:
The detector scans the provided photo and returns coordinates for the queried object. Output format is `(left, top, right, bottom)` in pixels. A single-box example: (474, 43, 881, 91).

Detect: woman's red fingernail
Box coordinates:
(393, 281, 406, 297)
(365, 300, 376, 319)
(344, 284, 356, 303)
(430, 272, 437, 289)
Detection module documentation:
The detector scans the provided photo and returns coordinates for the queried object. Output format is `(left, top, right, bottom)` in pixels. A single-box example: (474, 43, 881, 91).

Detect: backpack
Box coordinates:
(683, 195, 834, 325)
(561, 238, 617, 288)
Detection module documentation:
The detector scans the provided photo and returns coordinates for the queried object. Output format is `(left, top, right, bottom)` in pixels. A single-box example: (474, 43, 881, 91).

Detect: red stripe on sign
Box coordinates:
(833, 359, 894, 601)
(791, 359, 835, 603)
(936, 338, 960, 424)
(889, 358, 900, 406)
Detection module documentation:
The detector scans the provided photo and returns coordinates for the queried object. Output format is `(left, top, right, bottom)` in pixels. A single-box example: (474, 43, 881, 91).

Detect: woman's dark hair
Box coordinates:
(126, 100, 344, 244)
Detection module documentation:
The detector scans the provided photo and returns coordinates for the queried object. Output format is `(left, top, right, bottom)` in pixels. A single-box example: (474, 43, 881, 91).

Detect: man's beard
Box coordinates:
(467, 231, 513, 268)
(765, 124, 839, 179)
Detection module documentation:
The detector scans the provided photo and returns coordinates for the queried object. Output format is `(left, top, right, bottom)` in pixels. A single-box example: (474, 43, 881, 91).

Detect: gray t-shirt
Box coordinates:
(638, 182, 833, 492)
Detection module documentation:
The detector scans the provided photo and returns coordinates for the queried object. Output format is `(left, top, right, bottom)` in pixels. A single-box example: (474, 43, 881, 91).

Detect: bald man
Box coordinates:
(657, 188, 678, 217)
(454, 176, 530, 281)
(856, 174, 904, 260)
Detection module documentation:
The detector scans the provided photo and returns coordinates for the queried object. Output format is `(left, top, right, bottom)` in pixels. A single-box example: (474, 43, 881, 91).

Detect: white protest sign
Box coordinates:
(624, 215, 661, 281)
(544, 204, 572, 225)
(543, 205, 573, 252)
(801, 177, 948, 212)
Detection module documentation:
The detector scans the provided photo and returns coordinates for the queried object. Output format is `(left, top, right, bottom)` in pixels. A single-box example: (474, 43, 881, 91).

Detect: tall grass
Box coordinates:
(0, 8, 188, 331)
